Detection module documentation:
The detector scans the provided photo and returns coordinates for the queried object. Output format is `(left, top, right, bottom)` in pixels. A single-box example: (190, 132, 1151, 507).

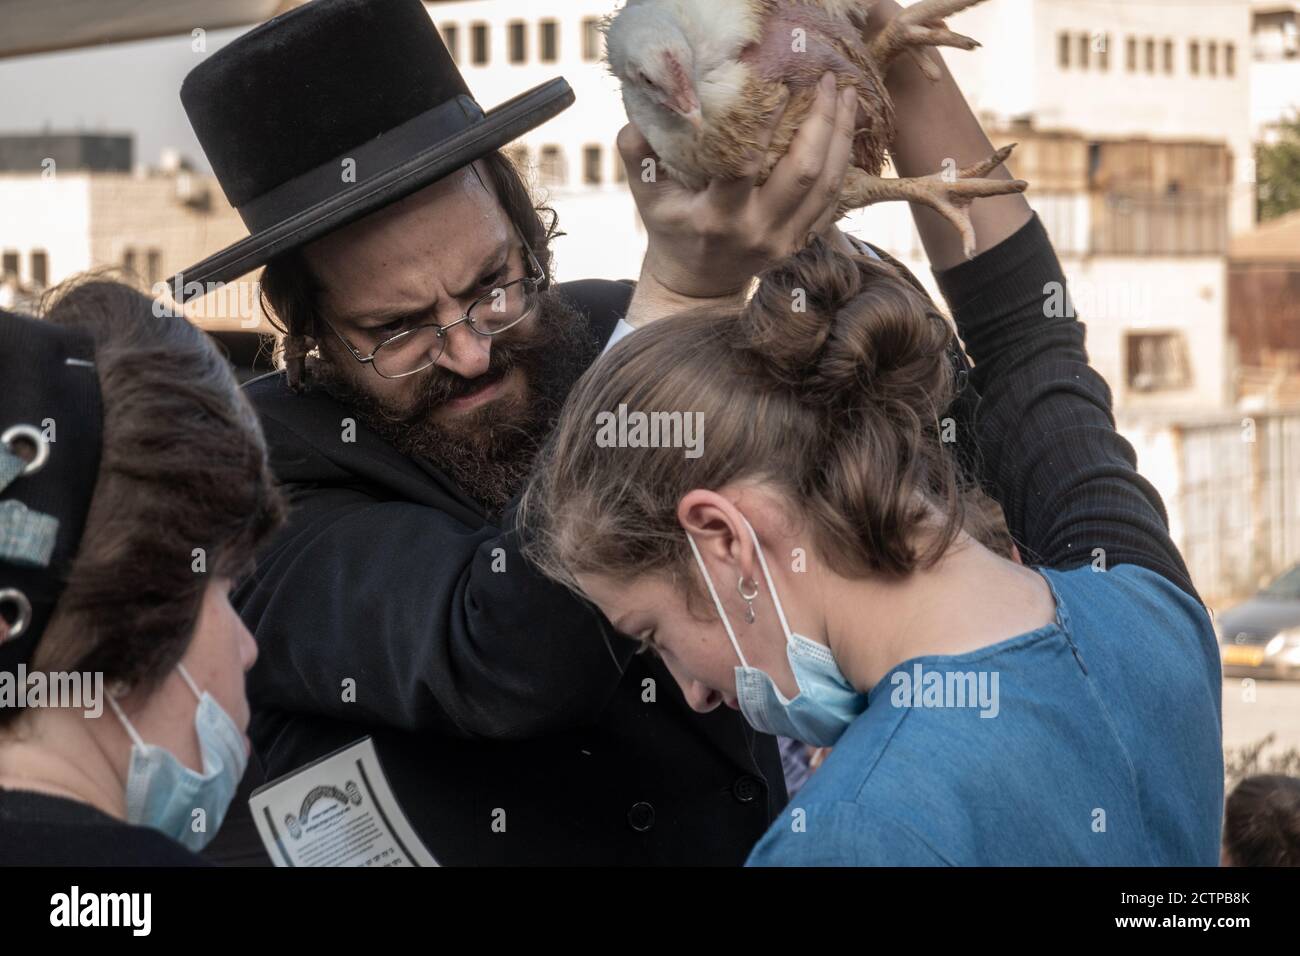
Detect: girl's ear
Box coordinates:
(677, 489, 755, 575)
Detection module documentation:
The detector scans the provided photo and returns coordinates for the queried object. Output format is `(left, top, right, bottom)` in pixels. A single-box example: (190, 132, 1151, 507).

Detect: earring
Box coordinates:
(737, 576, 759, 624)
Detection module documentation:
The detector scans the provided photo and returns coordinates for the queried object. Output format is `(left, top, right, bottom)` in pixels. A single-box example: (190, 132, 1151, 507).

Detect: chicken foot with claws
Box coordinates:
(839, 144, 1028, 258)
(868, 0, 988, 82)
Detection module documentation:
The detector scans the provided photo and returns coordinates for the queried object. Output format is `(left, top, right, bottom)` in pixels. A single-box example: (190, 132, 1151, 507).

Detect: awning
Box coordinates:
(0, 0, 304, 59)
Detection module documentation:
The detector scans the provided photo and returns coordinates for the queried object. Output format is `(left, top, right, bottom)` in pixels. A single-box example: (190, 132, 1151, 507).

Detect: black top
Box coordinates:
(0, 787, 207, 866)
(934, 213, 1199, 602)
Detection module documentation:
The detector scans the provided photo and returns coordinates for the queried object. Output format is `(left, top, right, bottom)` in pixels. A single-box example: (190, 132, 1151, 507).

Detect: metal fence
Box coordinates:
(1134, 410, 1300, 604)
(1091, 192, 1228, 256)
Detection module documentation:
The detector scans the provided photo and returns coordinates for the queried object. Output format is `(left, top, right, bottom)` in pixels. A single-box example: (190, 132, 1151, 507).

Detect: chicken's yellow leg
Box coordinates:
(837, 144, 1027, 258)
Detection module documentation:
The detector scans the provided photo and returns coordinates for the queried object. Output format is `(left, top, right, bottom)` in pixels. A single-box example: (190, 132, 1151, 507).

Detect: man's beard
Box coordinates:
(311, 289, 602, 515)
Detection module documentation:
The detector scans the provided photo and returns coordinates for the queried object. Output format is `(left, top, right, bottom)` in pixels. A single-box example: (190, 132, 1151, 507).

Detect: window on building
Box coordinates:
(1125, 36, 1137, 71)
(1, 250, 19, 280)
(441, 23, 459, 63)
(539, 145, 566, 186)
(1098, 33, 1111, 70)
(1226, 42, 1236, 76)
(1207, 40, 1218, 75)
(1189, 40, 1200, 74)
(471, 22, 489, 65)
(1163, 39, 1174, 73)
(613, 144, 628, 183)
(1058, 32, 1070, 68)
(1144, 38, 1155, 72)
(146, 249, 162, 286)
(539, 20, 559, 63)
(1126, 332, 1191, 393)
(122, 247, 137, 276)
(583, 145, 603, 185)
(582, 17, 603, 61)
(30, 250, 48, 287)
(508, 20, 526, 64)
(1077, 33, 1090, 68)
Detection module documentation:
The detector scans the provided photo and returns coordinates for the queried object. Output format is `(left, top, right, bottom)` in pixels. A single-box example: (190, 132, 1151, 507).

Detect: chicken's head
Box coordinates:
(606, 7, 702, 131)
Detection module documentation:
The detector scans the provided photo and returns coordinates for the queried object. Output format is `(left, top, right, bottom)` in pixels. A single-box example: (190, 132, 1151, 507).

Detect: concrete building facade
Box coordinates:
(0, 133, 251, 322)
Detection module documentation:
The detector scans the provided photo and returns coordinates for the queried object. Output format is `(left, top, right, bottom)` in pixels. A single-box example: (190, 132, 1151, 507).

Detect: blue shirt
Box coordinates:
(745, 564, 1224, 866)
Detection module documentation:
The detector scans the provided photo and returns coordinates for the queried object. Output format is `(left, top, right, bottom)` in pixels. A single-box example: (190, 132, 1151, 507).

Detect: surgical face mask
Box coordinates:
(686, 514, 868, 747)
(107, 664, 248, 852)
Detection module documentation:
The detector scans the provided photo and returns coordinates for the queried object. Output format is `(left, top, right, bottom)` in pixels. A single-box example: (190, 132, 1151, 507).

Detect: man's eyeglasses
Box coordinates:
(324, 235, 548, 380)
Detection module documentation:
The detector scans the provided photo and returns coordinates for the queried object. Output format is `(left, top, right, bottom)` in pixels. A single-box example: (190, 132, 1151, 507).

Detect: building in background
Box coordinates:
(0, 131, 247, 301)
(1230, 208, 1300, 406)
(0, 131, 271, 374)
(1251, 0, 1300, 145)
(846, 0, 1250, 415)
(428, 0, 640, 285)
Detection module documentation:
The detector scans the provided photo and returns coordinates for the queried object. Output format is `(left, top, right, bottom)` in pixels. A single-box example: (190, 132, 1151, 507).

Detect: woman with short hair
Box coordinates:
(0, 280, 283, 865)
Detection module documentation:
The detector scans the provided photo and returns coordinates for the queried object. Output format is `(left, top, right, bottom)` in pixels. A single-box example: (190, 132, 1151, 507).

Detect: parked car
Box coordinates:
(1217, 563, 1300, 679)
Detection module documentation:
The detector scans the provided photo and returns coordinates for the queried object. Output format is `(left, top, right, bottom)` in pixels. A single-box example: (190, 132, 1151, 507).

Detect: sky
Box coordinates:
(0, 26, 249, 173)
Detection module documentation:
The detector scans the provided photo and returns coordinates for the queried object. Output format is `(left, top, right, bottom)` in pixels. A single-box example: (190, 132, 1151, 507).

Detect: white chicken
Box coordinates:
(605, 0, 1026, 257)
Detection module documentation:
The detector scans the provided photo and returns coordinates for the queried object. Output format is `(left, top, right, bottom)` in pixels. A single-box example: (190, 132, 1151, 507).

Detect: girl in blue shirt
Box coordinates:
(519, 21, 1223, 864)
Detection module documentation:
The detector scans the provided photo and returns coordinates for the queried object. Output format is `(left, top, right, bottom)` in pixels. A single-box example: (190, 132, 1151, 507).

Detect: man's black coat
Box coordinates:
(230, 279, 788, 866)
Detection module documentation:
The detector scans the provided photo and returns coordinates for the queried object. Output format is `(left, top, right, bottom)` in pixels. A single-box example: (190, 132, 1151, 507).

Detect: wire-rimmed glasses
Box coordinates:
(324, 237, 547, 380)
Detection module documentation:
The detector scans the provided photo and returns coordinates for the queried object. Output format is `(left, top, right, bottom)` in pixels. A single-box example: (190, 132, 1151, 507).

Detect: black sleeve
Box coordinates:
(239, 485, 638, 741)
(933, 214, 1201, 605)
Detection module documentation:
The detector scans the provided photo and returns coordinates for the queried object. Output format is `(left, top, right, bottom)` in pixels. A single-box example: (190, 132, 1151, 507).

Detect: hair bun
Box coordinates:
(737, 235, 953, 418)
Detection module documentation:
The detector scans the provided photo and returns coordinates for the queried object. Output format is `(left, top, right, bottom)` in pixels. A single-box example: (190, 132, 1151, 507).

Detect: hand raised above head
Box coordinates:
(619, 71, 859, 316)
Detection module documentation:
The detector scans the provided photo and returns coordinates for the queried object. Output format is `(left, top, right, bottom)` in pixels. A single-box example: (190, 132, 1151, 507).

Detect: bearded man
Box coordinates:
(173, 0, 904, 864)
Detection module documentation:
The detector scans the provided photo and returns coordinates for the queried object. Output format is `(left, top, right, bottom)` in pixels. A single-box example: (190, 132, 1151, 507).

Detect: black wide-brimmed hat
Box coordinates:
(169, 0, 574, 302)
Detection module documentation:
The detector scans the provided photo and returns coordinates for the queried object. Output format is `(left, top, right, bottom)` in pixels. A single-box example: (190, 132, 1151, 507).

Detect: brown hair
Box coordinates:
(10, 278, 285, 709)
(1223, 774, 1300, 866)
(259, 150, 561, 390)
(519, 235, 1008, 605)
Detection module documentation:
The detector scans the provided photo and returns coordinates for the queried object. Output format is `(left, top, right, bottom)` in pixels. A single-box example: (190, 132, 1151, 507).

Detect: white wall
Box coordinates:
(1251, 59, 1300, 144)
(931, 0, 1039, 122)
(88, 173, 248, 289)
(947, 0, 1255, 234)
(428, 0, 637, 281)
(1122, 409, 1300, 603)
(1068, 256, 1228, 410)
(0, 173, 92, 287)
